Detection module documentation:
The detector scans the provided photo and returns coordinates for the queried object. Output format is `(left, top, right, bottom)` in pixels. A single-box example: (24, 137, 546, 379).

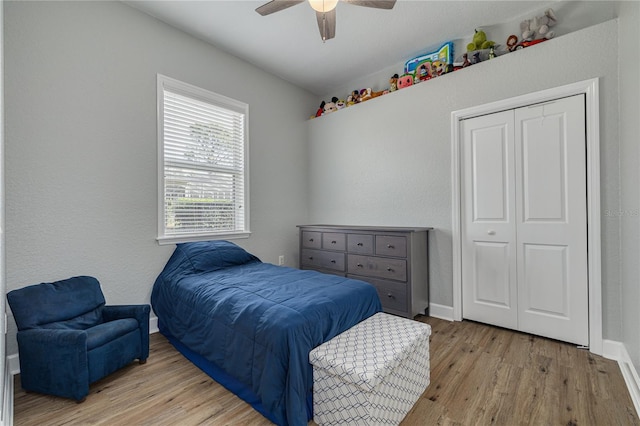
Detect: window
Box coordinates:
(157, 75, 249, 244)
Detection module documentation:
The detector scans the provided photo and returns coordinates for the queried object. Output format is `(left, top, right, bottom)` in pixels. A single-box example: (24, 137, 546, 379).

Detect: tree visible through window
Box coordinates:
(157, 75, 249, 243)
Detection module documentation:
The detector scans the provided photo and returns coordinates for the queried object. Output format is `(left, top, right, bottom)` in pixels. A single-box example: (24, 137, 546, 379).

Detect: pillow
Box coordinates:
(177, 240, 260, 272)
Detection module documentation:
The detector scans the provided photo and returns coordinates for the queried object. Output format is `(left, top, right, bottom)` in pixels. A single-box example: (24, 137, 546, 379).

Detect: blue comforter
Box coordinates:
(151, 241, 382, 426)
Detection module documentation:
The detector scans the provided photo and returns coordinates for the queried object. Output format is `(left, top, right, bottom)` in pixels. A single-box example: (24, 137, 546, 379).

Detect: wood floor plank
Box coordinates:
(13, 317, 640, 425)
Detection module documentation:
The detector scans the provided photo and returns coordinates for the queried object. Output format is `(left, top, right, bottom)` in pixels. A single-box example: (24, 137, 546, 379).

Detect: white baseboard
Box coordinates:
(150, 315, 159, 334)
(6, 356, 17, 378)
(603, 339, 640, 419)
(2, 361, 13, 426)
(429, 303, 454, 321)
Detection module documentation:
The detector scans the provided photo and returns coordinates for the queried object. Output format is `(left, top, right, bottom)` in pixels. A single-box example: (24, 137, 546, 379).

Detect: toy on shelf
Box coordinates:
(404, 42, 454, 76)
(346, 90, 360, 106)
(466, 29, 495, 52)
(323, 97, 339, 114)
(359, 88, 387, 102)
(462, 53, 471, 67)
(397, 74, 413, 89)
(506, 34, 518, 50)
(389, 74, 399, 92)
(521, 8, 557, 42)
(507, 9, 557, 52)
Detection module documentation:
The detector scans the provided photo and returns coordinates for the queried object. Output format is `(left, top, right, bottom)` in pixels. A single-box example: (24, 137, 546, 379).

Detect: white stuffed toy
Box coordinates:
(520, 8, 557, 41)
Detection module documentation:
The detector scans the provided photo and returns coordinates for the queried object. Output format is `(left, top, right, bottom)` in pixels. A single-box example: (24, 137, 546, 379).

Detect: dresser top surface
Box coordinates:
(297, 224, 433, 233)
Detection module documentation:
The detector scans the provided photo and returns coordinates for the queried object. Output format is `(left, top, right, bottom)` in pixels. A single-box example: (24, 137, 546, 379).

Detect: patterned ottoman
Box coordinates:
(309, 312, 431, 426)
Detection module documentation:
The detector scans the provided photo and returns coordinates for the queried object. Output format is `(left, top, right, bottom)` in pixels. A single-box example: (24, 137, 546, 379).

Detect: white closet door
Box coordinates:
(515, 95, 588, 346)
(461, 110, 518, 330)
(461, 95, 589, 346)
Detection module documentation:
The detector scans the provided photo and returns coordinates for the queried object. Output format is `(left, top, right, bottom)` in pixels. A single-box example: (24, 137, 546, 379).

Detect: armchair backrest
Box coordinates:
(7, 276, 106, 331)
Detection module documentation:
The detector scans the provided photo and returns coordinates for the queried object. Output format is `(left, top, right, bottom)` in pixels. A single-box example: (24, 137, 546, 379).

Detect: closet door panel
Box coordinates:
(515, 95, 588, 346)
(461, 110, 517, 329)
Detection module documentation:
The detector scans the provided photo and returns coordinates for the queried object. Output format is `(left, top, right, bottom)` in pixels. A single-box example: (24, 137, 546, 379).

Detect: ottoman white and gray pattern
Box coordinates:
(309, 312, 431, 426)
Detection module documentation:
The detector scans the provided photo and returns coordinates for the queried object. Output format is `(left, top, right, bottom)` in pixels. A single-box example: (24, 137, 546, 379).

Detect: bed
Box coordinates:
(151, 240, 382, 426)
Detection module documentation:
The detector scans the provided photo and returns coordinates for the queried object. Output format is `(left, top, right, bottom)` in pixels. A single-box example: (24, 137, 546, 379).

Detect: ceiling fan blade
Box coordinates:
(342, 0, 396, 9)
(255, 0, 305, 16)
(316, 9, 336, 41)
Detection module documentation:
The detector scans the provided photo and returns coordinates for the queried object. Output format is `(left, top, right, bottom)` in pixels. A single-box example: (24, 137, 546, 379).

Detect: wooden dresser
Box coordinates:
(297, 225, 431, 318)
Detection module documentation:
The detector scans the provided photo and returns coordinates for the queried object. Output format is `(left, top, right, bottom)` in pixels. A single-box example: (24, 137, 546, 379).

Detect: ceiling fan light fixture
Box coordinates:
(309, 0, 338, 13)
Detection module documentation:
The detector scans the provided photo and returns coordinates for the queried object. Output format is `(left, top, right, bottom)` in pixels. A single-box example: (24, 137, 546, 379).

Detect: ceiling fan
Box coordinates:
(255, 0, 397, 42)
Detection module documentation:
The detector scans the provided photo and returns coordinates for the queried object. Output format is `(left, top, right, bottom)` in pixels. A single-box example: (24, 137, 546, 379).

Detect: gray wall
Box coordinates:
(618, 2, 640, 370)
(4, 0, 640, 377)
(4, 1, 316, 354)
(308, 20, 623, 339)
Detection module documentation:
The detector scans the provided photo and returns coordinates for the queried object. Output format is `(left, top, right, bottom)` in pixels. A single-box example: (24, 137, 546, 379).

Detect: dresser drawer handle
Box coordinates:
(331, 240, 337, 244)
(357, 242, 363, 246)
(387, 244, 395, 249)
(331, 260, 336, 264)
(387, 293, 394, 299)
(309, 238, 314, 242)
(308, 256, 314, 260)
(386, 267, 394, 272)
(356, 263, 363, 268)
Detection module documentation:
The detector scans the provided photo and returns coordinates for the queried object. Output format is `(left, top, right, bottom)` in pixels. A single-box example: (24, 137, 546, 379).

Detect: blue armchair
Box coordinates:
(7, 275, 150, 402)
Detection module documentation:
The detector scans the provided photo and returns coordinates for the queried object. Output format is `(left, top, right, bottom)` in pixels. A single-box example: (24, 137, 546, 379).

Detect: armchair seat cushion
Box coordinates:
(86, 318, 139, 350)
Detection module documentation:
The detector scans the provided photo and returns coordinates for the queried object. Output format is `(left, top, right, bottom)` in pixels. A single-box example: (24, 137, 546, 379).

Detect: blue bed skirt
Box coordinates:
(160, 322, 313, 424)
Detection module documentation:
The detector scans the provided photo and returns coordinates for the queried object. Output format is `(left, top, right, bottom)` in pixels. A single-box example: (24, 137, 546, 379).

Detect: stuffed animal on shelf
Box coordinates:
(397, 74, 413, 90)
(521, 8, 557, 41)
(467, 29, 495, 52)
(359, 88, 386, 102)
(346, 90, 360, 106)
(389, 74, 399, 92)
(315, 101, 325, 117)
(336, 99, 346, 110)
(462, 53, 471, 67)
(322, 97, 339, 114)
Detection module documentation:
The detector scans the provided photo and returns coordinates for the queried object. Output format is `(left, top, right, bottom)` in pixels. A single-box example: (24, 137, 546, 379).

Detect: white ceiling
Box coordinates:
(125, 0, 558, 95)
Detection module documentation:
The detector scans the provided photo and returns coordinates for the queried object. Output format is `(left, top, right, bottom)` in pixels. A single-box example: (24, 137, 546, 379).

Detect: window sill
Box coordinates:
(157, 231, 251, 246)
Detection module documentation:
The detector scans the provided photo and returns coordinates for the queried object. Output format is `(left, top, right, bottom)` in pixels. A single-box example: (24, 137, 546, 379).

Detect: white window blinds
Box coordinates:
(157, 75, 249, 243)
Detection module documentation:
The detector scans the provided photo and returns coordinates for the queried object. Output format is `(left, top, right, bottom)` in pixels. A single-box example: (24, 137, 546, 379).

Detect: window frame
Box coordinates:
(156, 74, 250, 245)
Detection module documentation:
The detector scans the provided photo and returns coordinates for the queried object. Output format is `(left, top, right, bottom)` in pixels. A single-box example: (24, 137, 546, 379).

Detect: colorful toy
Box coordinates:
(346, 90, 360, 106)
(336, 99, 346, 110)
(521, 8, 557, 42)
(462, 53, 471, 67)
(389, 74, 399, 92)
(404, 42, 454, 75)
(466, 29, 495, 52)
(397, 74, 413, 90)
(414, 60, 435, 81)
(323, 97, 339, 114)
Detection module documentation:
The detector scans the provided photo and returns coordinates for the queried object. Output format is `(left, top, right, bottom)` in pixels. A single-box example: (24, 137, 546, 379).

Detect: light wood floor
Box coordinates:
(13, 317, 639, 425)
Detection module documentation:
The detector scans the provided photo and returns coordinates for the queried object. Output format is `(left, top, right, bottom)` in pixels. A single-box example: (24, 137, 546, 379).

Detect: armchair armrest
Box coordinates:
(102, 304, 150, 361)
(17, 328, 89, 401)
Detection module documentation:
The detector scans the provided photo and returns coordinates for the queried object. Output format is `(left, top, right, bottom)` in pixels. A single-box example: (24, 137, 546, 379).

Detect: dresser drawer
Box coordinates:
(302, 231, 322, 249)
(301, 249, 345, 272)
(359, 277, 408, 313)
(375, 235, 407, 257)
(322, 233, 346, 251)
(347, 254, 407, 282)
(347, 234, 374, 254)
